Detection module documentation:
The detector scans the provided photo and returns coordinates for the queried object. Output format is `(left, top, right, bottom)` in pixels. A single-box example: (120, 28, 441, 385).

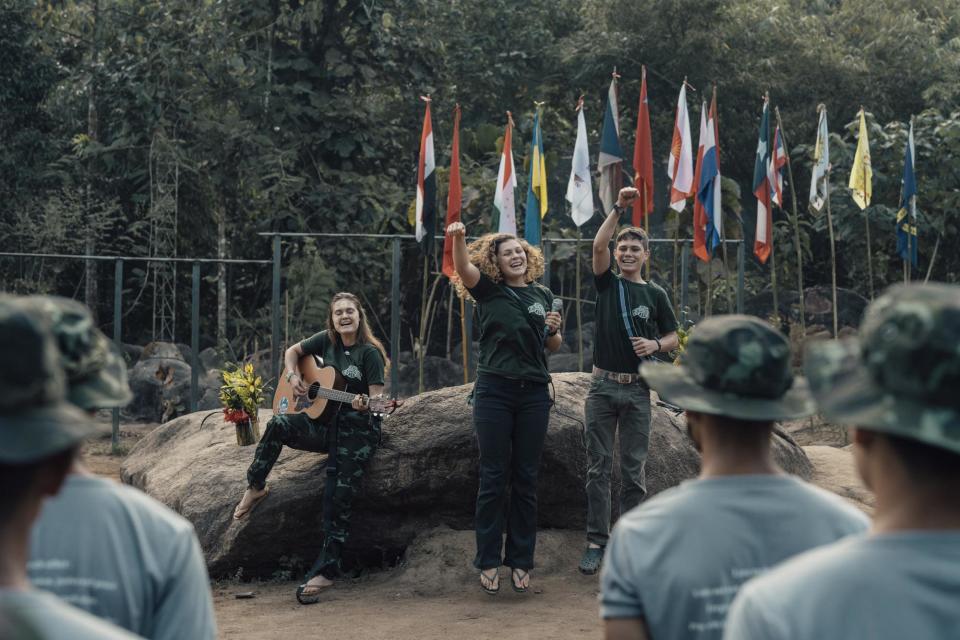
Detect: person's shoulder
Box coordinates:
(781, 477, 870, 528)
(528, 281, 552, 297)
(616, 481, 705, 529)
(102, 479, 198, 538)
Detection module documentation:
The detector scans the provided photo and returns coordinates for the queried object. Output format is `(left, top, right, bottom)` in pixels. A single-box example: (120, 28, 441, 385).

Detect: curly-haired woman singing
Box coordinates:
(446, 221, 563, 595)
(232, 291, 388, 605)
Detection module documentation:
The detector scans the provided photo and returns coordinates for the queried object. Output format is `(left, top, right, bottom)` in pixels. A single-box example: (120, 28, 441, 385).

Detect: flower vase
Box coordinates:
(235, 413, 261, 446)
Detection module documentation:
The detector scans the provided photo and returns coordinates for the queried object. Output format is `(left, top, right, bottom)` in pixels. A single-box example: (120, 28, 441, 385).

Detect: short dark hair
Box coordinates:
(884, 433, 960, 483)
(0, 448, 76, 522)
(616, 226, 649, 251)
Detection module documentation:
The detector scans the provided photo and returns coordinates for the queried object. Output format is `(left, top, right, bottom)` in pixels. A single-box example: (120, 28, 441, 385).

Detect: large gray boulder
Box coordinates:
(124, 342, 191, 423)
(121, 372, 811, 578)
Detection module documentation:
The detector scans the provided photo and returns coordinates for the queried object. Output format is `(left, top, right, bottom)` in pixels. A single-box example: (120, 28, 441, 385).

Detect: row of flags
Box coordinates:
(808, 106, 919, 267)
(415, 81, 923, 279)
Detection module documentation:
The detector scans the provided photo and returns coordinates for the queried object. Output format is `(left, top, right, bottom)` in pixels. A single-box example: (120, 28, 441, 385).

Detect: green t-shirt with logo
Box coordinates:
(468, 272, 553, 383)
(299, 330, 385, 396)
(593, 267, 679, 373)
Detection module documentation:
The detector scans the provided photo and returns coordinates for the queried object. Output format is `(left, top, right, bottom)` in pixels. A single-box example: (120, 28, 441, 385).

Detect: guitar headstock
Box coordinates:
(367, 394, 403, 417)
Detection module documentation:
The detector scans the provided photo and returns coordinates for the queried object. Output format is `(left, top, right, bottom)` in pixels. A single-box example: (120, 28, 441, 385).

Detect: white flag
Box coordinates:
(668, 83, 694, 212)
(809, 107, 830, 213)
(566, 107, 595, 227)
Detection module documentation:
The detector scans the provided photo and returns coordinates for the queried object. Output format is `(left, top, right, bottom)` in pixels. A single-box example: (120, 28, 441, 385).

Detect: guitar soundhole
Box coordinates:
(308, 383, 320, 400)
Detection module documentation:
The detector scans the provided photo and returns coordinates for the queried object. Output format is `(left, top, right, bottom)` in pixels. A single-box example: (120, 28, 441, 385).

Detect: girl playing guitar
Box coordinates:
(232, 291, 389, 604)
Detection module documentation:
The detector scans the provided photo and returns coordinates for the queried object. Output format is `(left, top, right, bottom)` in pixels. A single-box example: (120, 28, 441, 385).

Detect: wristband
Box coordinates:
(654, 337, 662, 352)
(547, 327, 559, 337)
(285, 371, 296, 383)
(612, 203, 625, 215)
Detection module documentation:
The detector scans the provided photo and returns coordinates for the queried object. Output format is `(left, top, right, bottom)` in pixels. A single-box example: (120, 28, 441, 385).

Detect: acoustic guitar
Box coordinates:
(272, 354, 399, 422)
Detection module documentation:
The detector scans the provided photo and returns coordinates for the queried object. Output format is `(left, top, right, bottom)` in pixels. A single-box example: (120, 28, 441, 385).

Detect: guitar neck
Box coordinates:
(312, 385, 359, 404)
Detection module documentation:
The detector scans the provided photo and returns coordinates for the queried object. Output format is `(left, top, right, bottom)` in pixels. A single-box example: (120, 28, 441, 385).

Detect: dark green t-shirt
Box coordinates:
(299, 330, 385, 396)
(468, 272, 554, 383)
(593, 267, 679, 373)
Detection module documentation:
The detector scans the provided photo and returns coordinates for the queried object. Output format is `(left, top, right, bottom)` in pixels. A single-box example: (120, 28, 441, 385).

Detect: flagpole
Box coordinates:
(859, 107, 875, 300)
(774, 107, 806, 335)
(576, 229, 584, 372)
(820, 115, 840, 338)
(460, 296, 468, 384)
(758, 93, 778, 321)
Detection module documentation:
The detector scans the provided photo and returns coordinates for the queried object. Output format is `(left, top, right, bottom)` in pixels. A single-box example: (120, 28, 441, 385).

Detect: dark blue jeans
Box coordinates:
(472, 372, 551, 571)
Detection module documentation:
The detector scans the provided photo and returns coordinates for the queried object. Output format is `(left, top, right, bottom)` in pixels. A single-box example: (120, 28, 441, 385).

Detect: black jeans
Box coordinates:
(472, 372, 551, 571)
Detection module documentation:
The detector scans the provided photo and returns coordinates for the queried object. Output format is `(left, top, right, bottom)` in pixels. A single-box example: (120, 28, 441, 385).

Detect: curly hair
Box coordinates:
(452, 233, 545, 301)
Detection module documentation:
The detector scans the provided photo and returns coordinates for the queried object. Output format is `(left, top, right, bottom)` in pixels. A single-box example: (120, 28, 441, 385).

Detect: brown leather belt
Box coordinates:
(592, 366, 645, 385)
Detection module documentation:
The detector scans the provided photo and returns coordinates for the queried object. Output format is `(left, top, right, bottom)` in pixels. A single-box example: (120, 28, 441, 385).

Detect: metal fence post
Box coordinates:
(680, 242, 690, 327)
(191, 262, 200, 413)
(271, 235, 281, 393)
(390, 237, 401, 398)
(112, 259, 123, 454)
(737, 240, 745, 314)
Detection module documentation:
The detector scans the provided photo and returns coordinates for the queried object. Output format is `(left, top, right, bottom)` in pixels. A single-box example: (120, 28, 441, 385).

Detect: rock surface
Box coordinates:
(803, 445, 874, 513)
(121, 372, 812, 578)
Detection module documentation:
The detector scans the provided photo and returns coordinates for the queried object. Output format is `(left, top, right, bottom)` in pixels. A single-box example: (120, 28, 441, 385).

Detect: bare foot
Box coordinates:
(233, 486, 269, 520)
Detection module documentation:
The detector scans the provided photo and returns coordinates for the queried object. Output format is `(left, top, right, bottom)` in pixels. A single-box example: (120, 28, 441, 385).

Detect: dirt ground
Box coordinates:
(83, 424, 871, 640)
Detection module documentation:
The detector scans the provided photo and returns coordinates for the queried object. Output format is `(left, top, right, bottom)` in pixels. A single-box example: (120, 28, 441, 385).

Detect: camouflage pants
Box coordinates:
(245, 409, 379, 578)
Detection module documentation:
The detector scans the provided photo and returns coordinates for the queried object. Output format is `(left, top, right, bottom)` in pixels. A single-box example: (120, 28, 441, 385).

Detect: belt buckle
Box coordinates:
(616, 372, 632, 384)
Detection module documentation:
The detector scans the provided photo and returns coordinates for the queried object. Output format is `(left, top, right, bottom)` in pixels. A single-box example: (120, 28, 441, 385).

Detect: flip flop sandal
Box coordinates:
(296, 583, 323, 605)
(511, 568, 529, 593)
(479, 568, 499, 596)
(233, 487, 270, 520)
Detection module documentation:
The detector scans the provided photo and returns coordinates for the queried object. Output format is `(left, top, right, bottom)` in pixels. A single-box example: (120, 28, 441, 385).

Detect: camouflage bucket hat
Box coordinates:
(641, 315, 815, 421)
(0, 298, 100, 463)
(16, 296, 132, 410)
(805, 283, 960, 454)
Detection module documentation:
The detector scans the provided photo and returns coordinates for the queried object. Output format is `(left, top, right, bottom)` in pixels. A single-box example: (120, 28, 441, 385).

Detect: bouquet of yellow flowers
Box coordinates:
(220, 363, 265, 445)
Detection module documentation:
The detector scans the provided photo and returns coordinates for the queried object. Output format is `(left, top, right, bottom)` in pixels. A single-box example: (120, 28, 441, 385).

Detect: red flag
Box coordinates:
(442, 105, 462, 277)
(692, 103, 709, 262)
(632, 66, 654, 226)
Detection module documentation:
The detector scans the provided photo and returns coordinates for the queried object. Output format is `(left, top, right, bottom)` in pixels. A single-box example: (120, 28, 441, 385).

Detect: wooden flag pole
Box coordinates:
(860, 108, 875, 300)
(644, 213, 650, 281)
(460, 296, 469, 384)
(774, 107, 806, 335)
(576, 229, 584, 372)
(825, 172, 840, 337)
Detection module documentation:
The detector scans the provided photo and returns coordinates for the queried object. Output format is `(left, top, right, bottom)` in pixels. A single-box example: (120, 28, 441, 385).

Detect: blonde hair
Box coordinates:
(452, 233, 545, 301)
(326, 292, 391, 375)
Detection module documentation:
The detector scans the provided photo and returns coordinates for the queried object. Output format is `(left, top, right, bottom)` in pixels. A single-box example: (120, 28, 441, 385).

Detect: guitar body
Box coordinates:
(273, 355, 347, 422)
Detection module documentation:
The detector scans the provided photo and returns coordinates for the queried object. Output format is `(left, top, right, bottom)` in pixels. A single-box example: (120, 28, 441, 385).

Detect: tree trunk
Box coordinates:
(84, 0, 102, 320)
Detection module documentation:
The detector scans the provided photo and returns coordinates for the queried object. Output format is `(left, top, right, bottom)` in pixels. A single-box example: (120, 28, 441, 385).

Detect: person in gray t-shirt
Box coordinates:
(725, 284, 960, 640)
(601, 315, 869, 640)
(18, 296, 216, 640)
(0, 299, 139, 640)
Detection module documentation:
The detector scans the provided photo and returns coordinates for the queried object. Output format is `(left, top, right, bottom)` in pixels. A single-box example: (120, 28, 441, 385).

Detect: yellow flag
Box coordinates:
(848, 109, 872, 210)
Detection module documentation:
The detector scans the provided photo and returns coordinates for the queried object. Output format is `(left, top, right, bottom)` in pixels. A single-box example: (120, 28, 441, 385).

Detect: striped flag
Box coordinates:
(699, 96, 722, 253)
(566, 100, 594, 227)
(896, 119, 918, 266)
(442, 104, 462, 277)
(753, 98, 773, 263)
(668, 83, 694, 212)
(493, 113, 517, 235)
(692, 102, 709, 261)
(524, 109, 548, 245)
(599, 75, 623, 214)
(771, 125, 787, 208)
(632, 66, 654, 225)
(415, 98, 436, 253)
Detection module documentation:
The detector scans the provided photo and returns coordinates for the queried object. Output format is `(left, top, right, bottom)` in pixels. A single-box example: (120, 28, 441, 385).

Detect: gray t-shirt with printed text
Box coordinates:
(600, 475, 869, 640)
(28, 474, 216, 640)
(724, 531, 960, 640)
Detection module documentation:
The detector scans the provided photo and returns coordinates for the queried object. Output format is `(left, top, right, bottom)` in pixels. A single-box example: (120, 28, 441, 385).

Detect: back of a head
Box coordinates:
(805, 283, 960, 482)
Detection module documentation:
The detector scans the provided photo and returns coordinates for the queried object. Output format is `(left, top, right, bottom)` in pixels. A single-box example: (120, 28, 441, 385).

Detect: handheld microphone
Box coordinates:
(543, 298, 564, 343)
